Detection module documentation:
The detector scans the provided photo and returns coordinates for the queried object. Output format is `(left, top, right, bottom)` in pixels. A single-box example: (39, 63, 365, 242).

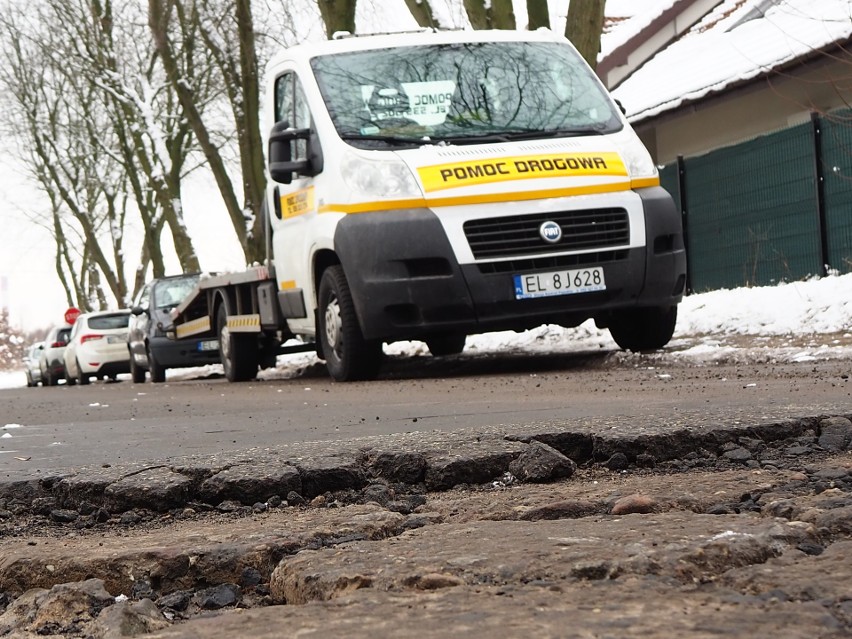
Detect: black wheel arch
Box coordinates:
(313, 250, 341, 305)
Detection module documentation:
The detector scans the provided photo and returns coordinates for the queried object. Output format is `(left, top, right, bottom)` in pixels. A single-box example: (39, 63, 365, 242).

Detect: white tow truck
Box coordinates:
(170, 28, 687, 382)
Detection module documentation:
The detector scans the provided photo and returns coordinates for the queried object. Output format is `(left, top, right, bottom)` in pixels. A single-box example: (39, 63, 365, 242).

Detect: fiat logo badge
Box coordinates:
(539, 221, 562, 243)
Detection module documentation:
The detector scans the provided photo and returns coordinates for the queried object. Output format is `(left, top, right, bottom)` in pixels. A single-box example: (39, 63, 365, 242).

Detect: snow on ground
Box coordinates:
(2, 274, 851, 390)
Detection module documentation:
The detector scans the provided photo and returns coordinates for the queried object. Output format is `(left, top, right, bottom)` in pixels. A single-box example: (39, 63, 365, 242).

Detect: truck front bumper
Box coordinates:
(335, 187, 687, 342)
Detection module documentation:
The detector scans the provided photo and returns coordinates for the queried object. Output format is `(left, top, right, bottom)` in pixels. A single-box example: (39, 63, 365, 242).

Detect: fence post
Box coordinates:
(677, 154, 692, 294)
(811, 111, 829, 276)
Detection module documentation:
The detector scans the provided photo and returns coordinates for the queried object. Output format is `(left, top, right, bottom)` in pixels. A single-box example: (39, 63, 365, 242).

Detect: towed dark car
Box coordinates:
(128, 274, 219, 383)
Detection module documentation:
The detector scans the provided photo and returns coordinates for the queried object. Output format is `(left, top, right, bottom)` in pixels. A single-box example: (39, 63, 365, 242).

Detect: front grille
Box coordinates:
(463, 208, 629, 260)
(476, 249, 628, 275)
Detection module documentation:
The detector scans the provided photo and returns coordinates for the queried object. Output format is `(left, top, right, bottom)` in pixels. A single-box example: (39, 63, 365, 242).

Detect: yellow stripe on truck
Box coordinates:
(175, 316, 211, 339)
(226, 314, 261, 333)
(318, 177, 660, 215)
(418, 152, 628, 192)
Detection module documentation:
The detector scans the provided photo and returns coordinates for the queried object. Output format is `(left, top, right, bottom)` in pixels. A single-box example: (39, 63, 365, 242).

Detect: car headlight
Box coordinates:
(340, 151, 421, 199)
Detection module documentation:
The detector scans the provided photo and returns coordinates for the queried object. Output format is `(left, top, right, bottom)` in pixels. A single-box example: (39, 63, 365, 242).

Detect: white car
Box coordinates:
(63, 310, 132, 385)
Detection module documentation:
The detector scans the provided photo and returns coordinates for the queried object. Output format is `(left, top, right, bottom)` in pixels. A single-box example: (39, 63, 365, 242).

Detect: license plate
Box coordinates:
(197, 339, 219, 352)
(514, 267, 606, 299)
(107, 334, 126, 344)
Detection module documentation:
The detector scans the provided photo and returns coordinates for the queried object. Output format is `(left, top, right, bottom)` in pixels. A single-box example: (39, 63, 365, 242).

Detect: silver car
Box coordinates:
(23, 341, 45, 387)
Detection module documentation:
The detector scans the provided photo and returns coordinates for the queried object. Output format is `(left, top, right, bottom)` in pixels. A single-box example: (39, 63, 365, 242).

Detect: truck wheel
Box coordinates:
(130, 354, 145, 383)
(76, 360, 90, 385)
(148, 347, 167, 383)
(608, 306, 677, 352)
(426, 333, 466, 357)
(217, 305, 259, 382)
(318, 265, 382, 381)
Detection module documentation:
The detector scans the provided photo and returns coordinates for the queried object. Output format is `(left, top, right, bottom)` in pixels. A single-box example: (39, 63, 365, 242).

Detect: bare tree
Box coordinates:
(150, 0, 269, 264)
(78, 0, 201, 277)
(0, 0, 205, 311)
(565, 0, 605, 69)
(0, 3, 135, 311)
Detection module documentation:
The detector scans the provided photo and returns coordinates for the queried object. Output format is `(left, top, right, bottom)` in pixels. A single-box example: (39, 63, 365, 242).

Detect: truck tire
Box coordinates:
(426, 333, 466, 357)
(608, 305, 678, 352)
(318, 265, 382, 381)
(130, 354, 145, 383)
(217, 305, 259, 382)
(148, 347, 167, 383)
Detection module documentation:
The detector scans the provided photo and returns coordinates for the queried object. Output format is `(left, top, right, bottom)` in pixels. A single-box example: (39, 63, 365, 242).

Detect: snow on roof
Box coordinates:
(600, 0, 681, 54)
(611, 0, 852, 122)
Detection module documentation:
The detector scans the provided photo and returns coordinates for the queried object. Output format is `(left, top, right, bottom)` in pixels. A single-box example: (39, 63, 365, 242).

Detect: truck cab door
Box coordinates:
(268, 71, 321, 327)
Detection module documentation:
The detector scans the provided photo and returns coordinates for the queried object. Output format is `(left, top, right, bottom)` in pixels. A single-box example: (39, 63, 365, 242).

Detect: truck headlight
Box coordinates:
(620, 134, 658, 181)
(340, 151, 421, 199)
(616, 127, 659, 180)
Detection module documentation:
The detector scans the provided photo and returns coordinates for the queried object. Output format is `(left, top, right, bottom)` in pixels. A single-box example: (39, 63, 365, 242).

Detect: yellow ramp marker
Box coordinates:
(226, 314, 261, 332)
(176, 316, 211, 339)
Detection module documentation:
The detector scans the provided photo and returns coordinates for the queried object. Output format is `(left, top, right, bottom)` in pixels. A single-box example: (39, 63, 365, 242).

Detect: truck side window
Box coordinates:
(274, 72, 311, 163)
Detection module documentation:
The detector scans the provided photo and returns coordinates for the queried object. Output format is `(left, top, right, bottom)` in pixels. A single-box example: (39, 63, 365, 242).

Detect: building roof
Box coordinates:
(598, 0, 724, 89)
(607, 0, 852, 122)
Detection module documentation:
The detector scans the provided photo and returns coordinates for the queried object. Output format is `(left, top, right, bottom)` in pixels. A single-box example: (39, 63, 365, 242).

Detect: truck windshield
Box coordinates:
(310, 41, 622, 148)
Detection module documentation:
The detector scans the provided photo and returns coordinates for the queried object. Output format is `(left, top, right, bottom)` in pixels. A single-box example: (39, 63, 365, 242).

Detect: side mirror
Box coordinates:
(131, 306, 146, 316)
(269, 121, 313, 184)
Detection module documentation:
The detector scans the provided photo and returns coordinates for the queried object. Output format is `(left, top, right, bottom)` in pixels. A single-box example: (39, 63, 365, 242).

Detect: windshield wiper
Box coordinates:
(429, 126, 609, 146)
(340, 134, 430, 147)
(500, 127, 607, 141)
(428, 132, 512, 145)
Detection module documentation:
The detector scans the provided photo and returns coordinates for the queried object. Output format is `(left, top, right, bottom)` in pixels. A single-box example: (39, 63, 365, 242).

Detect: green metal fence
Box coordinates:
(659, 111, 851, 292)
(821, 113, 852, 274)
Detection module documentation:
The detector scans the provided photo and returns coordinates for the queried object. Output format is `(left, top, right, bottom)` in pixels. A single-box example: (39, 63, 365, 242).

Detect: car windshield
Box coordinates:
(310, 41, 622, 149)
(154, 276, 198, 310)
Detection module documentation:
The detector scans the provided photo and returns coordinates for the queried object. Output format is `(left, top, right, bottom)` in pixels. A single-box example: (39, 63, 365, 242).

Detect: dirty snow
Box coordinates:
(2, 273, 851, 391)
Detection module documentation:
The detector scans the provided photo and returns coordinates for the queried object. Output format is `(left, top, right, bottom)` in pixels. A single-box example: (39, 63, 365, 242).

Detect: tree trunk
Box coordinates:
(404, 0, 438, 28)
(464, 0, 516, 29)
(316, 0, 357, 38)
(235, 0, 266, 263)
(526, 0, 549, 30)
(492, 0, 516, 29)
(565, 0, 605, 69)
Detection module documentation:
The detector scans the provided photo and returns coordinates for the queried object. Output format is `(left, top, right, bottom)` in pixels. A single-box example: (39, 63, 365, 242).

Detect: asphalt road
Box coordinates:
(2, 347, 850, 483)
